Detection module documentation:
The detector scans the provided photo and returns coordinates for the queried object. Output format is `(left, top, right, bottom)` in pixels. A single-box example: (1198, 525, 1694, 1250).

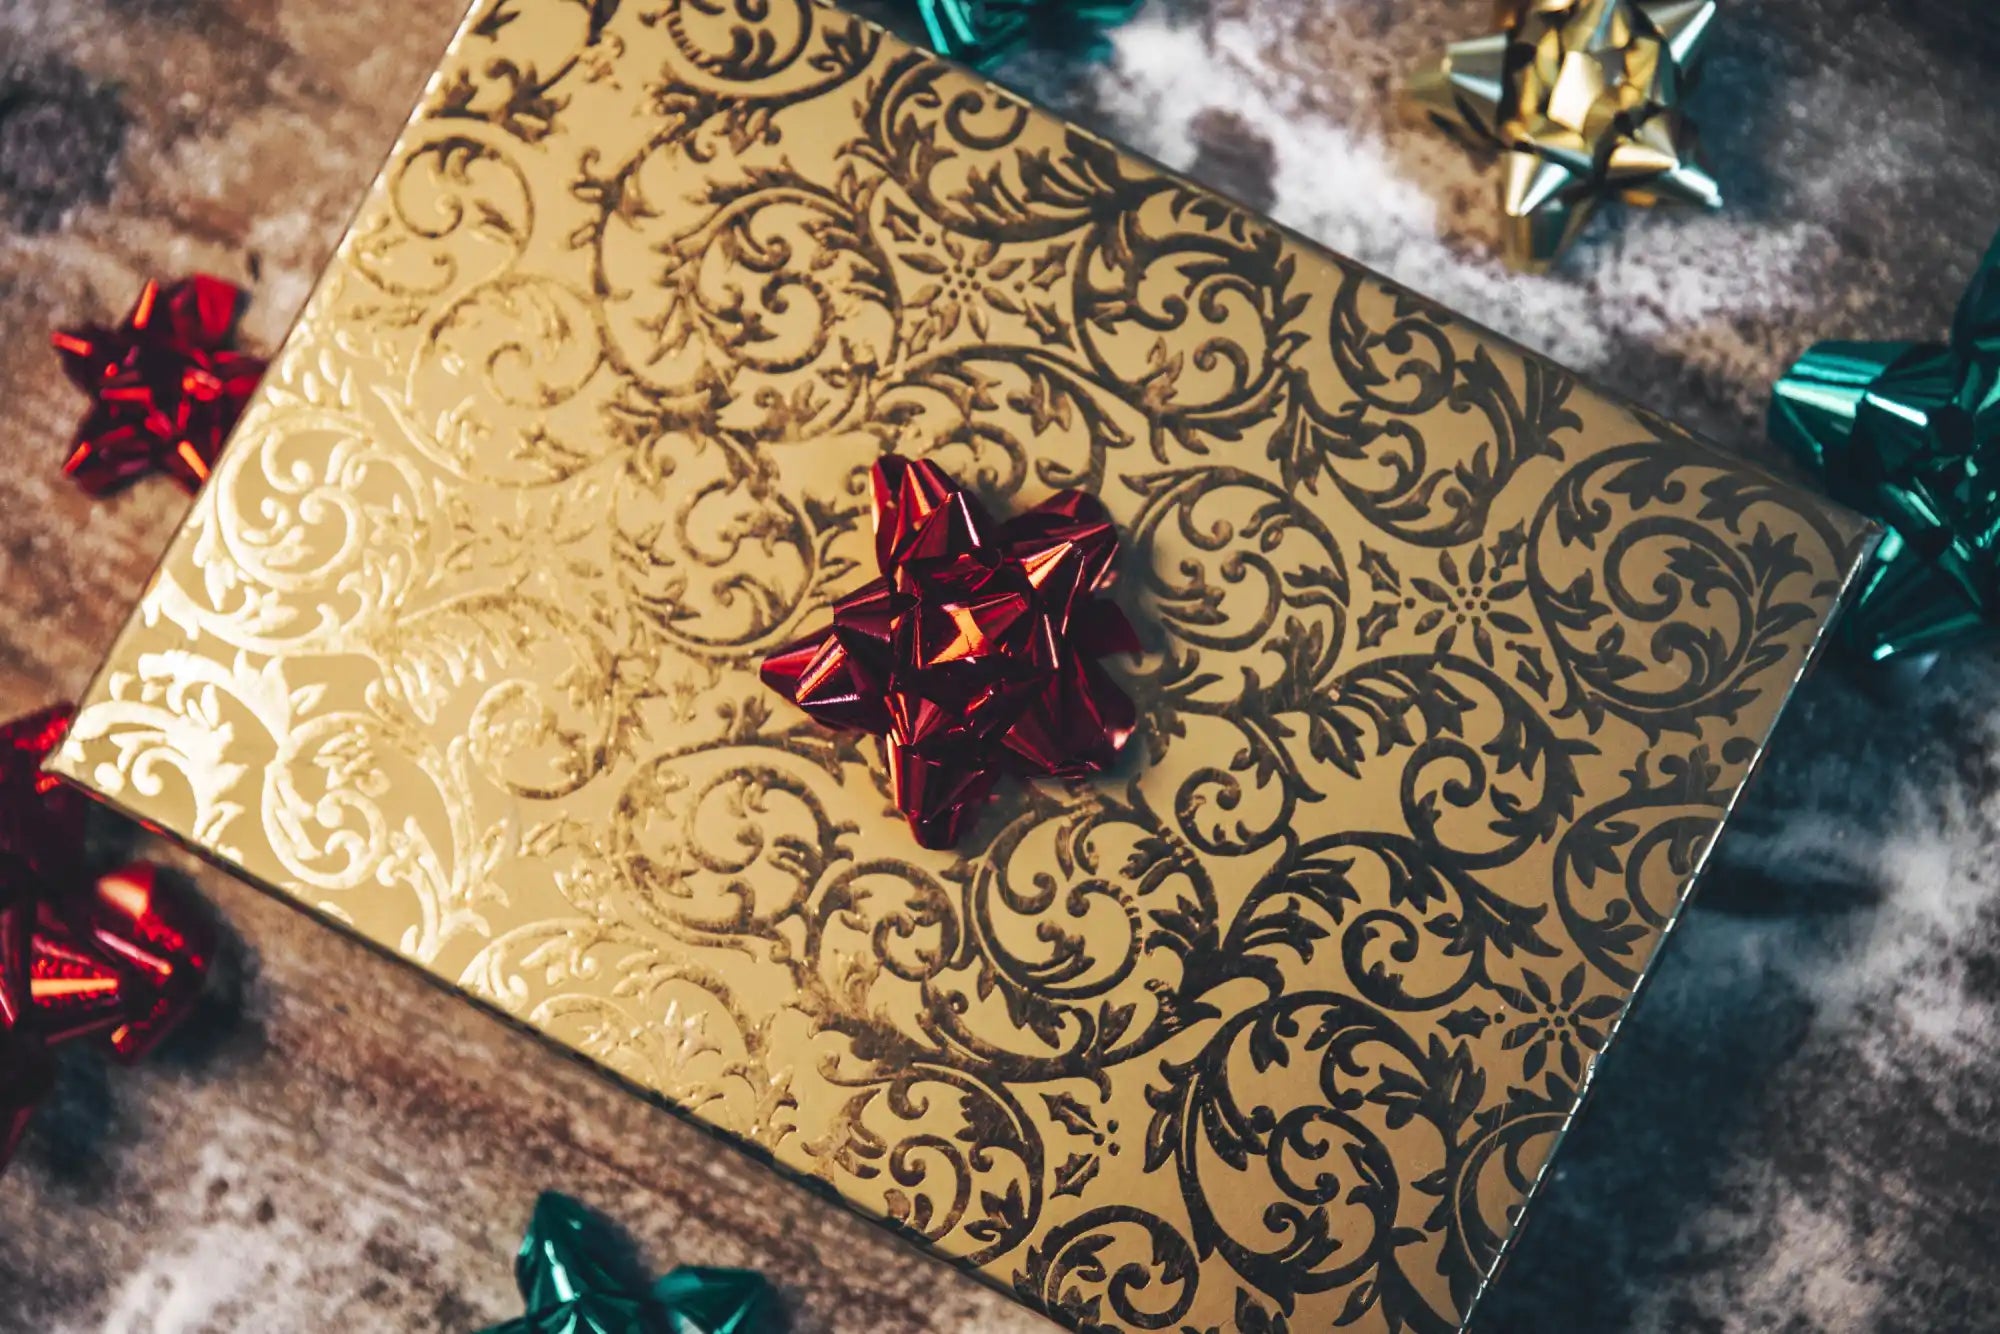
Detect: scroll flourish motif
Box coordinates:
(52, 3, 1863, 1331)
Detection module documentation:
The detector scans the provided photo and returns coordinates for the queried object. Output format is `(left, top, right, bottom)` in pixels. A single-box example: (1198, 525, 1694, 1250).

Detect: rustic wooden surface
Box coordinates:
(3, 1, 2000, 1330)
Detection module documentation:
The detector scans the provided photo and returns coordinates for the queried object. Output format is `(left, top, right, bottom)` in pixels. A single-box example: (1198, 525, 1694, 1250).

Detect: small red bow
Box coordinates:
(761, 458, 1139, 849)
(1, 705, 211, 1171)
(51, 274, 265, 495)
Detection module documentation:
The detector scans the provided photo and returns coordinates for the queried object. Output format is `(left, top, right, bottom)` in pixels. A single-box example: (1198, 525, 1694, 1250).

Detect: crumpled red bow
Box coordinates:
(761, 457, 1139, 849)
(51, 274, 265, 495)
(1, 705, 211, 1171)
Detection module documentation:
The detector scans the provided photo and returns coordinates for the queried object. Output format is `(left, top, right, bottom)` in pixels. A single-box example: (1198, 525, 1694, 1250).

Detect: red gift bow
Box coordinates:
(51, 274, 265, 495)
(761, 457, 1139, 849)
(0, 705, 211, 1173)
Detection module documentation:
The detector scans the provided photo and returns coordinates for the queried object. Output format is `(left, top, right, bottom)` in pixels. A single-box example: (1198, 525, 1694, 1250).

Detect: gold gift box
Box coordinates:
(53, 2, 1871, 1329)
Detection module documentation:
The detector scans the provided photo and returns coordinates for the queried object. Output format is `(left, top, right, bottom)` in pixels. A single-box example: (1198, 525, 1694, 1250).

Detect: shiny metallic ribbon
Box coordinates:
(912, 0, 1142, 68)
(481, 1193, 777, 1334)
(1409, 0, 1721, 270)
(1771, 229, 2000, 663)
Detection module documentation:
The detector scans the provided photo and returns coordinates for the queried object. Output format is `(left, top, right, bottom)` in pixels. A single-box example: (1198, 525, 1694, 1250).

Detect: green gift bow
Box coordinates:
(1772, 230, 2000, 664)
(479, 1193, 778, 1334)
(912, 0, 1143, 69)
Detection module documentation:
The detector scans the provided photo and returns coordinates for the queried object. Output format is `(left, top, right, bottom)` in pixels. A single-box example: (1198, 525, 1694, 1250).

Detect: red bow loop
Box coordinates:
(52, 274, 266, 495)
(0, 707, 212, 1173)
(763, 459, 1139, 849)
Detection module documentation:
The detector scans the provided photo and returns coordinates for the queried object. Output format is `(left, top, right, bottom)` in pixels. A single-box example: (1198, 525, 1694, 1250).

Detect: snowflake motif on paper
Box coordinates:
(1355, 525, 1536, 669)
(887, 201, 1072, 351)
(1495, 962, 1624, 1085)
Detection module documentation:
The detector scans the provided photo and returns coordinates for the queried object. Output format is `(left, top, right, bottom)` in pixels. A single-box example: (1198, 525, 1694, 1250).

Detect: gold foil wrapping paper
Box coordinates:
(53, 2, 1870, 1330)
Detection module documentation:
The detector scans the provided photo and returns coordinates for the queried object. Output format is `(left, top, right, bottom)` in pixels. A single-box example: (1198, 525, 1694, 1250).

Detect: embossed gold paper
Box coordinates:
(53, 3, 1872, 1330)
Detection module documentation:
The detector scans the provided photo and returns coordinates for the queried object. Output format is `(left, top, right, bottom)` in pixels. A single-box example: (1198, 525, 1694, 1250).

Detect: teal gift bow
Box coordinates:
(912, 0, 1143, 69)
(480, 1193, 778, 1334)
(1771, 230, 2000, 663)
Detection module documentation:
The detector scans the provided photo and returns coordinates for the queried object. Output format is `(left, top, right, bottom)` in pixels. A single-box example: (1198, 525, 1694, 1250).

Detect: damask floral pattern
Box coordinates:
(51, 2, 1870, 1332)
(1355, 528, 1536, 668)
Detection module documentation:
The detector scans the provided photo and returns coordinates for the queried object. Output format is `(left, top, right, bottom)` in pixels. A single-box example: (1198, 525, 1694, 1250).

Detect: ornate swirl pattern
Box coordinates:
(53, 3, 1871, 1331)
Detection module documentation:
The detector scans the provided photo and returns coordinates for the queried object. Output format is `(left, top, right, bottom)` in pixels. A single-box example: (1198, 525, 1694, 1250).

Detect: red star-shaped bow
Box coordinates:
(761, 458, 1140, 850)
(51, 274, 266, 495)
(0, 705, 212, 1173)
